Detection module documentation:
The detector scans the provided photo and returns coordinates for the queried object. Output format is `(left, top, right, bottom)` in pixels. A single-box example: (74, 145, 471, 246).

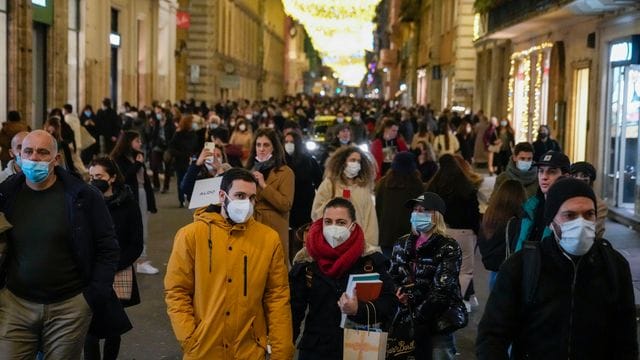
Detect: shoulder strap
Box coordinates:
(521, 240, 541, 306)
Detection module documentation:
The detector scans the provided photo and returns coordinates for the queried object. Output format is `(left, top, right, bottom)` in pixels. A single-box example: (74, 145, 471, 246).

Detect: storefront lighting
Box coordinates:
(283, 0, 381, 86)
(399, 83, 407, 91)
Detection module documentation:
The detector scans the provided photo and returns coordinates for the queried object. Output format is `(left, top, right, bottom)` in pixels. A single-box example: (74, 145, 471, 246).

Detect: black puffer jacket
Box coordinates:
(289, 251, 397, 359)
(477, 236, 638, 359)
(105, 185, 143, 307)
(389, 233, 466, 334)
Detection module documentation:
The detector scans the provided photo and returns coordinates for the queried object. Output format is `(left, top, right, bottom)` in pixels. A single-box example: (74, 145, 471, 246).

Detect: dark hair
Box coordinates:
(324, 197, 356, 222)
(102, 98, 112, 108)
(43, 117, 62, 140)
(426, 154, 474, 196)
(417, 120, 429, 136)
(63, 104, 73, 113)
(246, 128, 286, 170)
(89, 157, 125, 187)
(220, 168, 258, 193)
(513, 142, 534, 156)
(482, 179, 526, 238)
(375, 118, 399, 138)
(283, 120, 301, 132)
(8, 110, 21, 122)
(283, 130, 305, 160)
(110, 130, 141, 159)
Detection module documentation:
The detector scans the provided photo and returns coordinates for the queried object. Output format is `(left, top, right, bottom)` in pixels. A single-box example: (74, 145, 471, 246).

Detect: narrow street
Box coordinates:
(118, 176, 640, 359)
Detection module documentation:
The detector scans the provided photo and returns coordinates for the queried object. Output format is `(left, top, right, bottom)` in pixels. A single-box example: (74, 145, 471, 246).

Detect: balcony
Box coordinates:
(486, 0, 573, 33)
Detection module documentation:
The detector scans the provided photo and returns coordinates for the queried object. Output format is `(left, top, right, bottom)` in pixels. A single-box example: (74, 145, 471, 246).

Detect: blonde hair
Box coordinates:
(430, 211, 448, 236)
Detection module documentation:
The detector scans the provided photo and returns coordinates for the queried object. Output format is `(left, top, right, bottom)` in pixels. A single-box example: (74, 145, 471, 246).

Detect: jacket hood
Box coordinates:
(192, 206, 258, 232)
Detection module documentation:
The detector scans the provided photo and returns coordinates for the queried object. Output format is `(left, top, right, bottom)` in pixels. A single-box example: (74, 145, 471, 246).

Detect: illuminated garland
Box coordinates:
(507, 42, 553, 142)
(283, 0, 381, 86)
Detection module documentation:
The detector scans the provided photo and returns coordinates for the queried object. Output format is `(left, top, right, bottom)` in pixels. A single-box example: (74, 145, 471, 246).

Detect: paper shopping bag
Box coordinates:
(343, 327, 388, 360)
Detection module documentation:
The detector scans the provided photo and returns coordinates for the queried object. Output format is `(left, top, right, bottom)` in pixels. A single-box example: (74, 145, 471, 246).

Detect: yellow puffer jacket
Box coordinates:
(165, 208, 294, 359)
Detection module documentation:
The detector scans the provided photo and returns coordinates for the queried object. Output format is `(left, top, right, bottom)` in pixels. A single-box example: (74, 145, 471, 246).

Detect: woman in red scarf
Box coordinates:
(290, 197, 396, 359)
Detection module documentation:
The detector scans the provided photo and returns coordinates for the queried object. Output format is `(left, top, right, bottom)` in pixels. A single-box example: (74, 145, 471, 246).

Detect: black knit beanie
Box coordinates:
(544, 177, 597, 225)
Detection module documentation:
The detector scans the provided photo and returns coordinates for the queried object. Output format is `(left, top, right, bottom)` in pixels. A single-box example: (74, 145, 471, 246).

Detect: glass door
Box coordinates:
(605, 65, 640, 213)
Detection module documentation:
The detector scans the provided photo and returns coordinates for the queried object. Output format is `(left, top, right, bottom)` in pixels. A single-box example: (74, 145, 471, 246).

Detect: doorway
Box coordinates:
(570, 67, 589, 161)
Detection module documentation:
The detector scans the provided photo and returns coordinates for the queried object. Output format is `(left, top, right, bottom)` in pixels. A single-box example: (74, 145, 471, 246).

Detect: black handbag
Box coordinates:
(432, 300, 468, 334)
(386, 305, 416, 359)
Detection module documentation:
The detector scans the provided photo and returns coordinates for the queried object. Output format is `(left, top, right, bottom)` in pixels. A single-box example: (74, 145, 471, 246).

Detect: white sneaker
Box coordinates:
(136, 261, 159, 275)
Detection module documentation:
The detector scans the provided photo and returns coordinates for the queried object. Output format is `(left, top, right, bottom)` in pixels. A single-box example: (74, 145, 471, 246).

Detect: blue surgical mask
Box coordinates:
(14, 154, 22, 168)
(83, 111, 92, 117)
(410, 212, 433, 233)
(21, 159, 52, 183)
(516, 160, 532, 171)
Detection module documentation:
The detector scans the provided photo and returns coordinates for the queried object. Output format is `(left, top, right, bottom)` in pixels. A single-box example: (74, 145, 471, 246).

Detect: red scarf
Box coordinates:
(306, 218, 365, 278)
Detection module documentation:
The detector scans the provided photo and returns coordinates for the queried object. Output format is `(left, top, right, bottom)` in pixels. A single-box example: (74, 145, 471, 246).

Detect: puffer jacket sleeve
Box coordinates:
(610, 249, 639, 359)
(263, 238, 295, 360)
(414, 239, 462, 323)
(164, 225, 198, 349)
(476, 254, 522, 360)
(260, 166, 294, 213)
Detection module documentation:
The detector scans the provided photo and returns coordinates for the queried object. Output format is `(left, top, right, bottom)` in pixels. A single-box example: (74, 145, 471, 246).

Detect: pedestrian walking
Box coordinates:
(0, 130, 130, 359)
(491, 142, 538, 199)
(290, 198, 396, 359)
(477, 178, 638, 359)
(85, 157, 143, 360)
(495, 118, 515, 174)
(0, 131, 27, 183)
(389, 192, 467, 359)
(165, 168, 294, 359)
(532, 124, 561, 161)
(371, 118, 408, 179)
(569, 161, 608, 238)
(168, 115, 197, 208)
(0, 110, 29, 169)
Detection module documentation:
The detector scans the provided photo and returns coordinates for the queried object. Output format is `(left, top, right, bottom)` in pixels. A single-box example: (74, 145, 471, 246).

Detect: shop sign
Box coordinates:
(177, 11, 190, 29)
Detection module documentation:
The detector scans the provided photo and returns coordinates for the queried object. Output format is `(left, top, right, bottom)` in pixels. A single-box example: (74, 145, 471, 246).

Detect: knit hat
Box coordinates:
(570, 161, 596, 182)
(404, 192, 446, 215)
(391, 151, 417, 174)
(535, 151, 570, 173)
(544, 177, 597, 225)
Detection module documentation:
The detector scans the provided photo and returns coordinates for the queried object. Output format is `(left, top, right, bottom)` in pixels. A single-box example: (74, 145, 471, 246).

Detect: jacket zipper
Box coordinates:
(567, 256, 582, 357)
(208, 224, 213, 273)
(243, 256, 248, 296)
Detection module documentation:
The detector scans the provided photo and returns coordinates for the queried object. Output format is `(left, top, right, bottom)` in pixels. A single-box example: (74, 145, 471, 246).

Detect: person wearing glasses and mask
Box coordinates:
(165, 168, 294, 360)
(290, 197, 396, 359)
(477, 178, 638, 359)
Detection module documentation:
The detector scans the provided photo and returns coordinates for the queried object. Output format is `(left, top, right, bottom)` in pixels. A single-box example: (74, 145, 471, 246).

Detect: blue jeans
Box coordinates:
(489, 271, 498, 290)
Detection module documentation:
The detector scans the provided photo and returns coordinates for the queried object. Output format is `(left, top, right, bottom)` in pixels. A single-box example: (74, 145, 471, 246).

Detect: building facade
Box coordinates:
(474, 0, 640, 223)
(1, 0, 178, 128)
(177, 0, 287, 103)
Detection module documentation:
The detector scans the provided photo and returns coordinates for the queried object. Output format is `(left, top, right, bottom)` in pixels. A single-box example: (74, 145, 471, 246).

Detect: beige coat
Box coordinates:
(254, 165, 295, 261)
(311, 178, 379, 246)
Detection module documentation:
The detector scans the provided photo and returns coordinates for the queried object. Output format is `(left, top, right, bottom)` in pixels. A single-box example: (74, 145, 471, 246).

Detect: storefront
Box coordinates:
(603, 35, 640, 218)
(0, 0, 6, 122)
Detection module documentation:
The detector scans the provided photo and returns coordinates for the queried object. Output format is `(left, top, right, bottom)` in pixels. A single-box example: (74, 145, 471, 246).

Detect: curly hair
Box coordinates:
(324, 145, 376, 188)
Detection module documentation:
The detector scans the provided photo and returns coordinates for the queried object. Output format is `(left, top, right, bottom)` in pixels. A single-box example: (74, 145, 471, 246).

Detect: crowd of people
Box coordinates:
(0, 93, 636, 359)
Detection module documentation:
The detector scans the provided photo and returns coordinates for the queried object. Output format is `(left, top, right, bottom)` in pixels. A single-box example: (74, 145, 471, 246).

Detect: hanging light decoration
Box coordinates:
(283, 0, 381, 87)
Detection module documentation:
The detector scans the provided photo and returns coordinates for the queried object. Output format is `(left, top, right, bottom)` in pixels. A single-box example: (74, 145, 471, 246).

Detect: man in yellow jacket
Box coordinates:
(165, 168, 294, 359)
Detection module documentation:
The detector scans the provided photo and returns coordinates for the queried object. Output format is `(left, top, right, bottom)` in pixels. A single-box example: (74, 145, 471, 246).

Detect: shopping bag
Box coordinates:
(343, 302, 388, 360)
(386, 305, 416, 359)
(79, 125, 96, 150)
(113, 266, 133, 300)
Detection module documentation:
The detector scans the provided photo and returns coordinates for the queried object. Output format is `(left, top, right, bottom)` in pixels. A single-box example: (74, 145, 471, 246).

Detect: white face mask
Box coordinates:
(238, 124, 247, 131)
(516, 160, 532, 171)
(323, 224, 353, 248)
(284, 142, 295, 155)
(343, 162, 361, 179)
(224, 194, 254, 224)
(255, 153, 272, 163)
(552, 217, 596, 256)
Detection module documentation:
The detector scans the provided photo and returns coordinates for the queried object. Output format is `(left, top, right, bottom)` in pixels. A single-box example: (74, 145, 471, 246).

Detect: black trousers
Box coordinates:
(84, 334, 121, 360)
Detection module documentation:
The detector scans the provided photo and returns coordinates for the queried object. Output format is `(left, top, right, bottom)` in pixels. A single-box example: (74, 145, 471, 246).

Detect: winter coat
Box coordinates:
(473, 120, 490, 163)
(286, 152, 323, 229)
(95, 107, 121, 140)
(456, 133, 475, 163)
(532, 138, 561, 162)
(114, 155, 157, 213)
(512, 193, 552, 252)
(0, 121, 29, 168)
(427, 185, 480, 234)
(432, 133, 460, 158)
(311, 178, 379, 246)
(375, 173, 425, 248)
(0, 159, 19, 184)
(169, 130, 197, 171)
(106, 185, 143, 307)
(289, 247, 396, 359)
(389, 233, 466, 335)
(477, 236, 638, 359)
(370, 137, 409, 179)
(150, 120, 176, 152)
(0, 168, 131, 338)
(493, 161, 538, 199)
(253, 165, 295, 260)
(164, 209, 294, 360)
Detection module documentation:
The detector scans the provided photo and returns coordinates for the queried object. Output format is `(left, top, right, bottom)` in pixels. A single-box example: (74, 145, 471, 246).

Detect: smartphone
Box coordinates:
(204, 142, 216, 152)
